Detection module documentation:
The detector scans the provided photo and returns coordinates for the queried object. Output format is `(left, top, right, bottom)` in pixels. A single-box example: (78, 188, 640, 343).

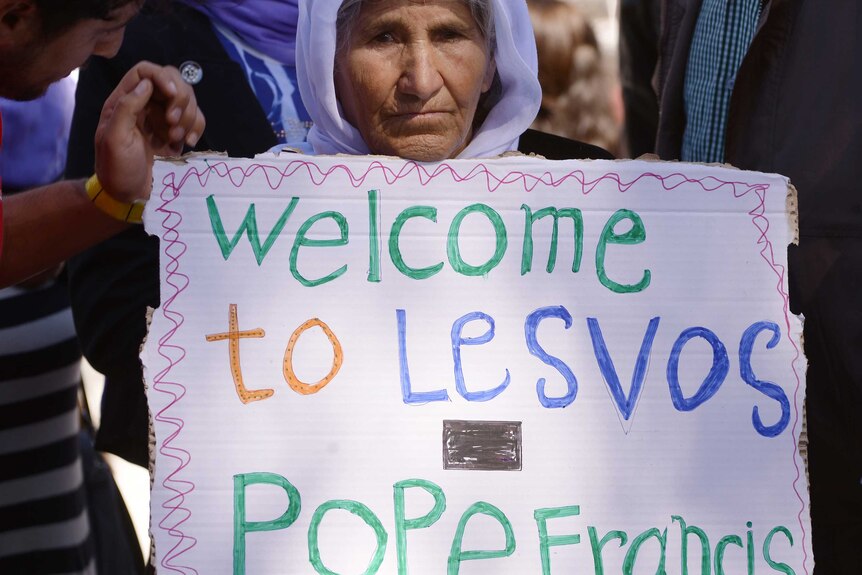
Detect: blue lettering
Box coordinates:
(397, 309, 450, 404)
(739, 321, 790, 437)
(667, 327, 728, 411)
(452, 312, 511, 402)
(525, 306, 578, 408)
(588, 316, 661, 421)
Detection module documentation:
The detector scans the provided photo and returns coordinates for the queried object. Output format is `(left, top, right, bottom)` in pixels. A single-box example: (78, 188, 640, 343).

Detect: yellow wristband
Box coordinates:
(85, 175, 145, 224)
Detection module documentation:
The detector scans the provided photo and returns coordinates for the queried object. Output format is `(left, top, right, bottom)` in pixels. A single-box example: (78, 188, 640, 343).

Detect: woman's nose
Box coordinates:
(397, 43, 444, 100)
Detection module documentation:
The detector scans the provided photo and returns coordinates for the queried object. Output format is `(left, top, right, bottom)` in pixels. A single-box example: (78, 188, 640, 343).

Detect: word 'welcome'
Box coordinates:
(206, 191, 651, 293)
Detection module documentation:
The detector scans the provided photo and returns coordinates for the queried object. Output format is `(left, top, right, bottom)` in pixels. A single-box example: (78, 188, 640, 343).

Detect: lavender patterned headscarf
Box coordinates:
(182, 0, 300, 63)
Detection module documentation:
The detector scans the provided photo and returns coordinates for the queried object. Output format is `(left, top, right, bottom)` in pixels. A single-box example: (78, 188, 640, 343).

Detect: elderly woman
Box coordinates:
(296, 0, 613, 161)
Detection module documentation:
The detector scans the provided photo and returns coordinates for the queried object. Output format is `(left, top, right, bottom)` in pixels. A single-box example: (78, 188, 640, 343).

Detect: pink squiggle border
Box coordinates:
(153, 170, 198, 574)
(745, 185, 809, 572)
(171, 157, 769, 197)
(155, 158, 807, 572)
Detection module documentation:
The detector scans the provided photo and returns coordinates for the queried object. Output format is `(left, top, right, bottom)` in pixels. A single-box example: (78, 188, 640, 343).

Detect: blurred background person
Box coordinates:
(528, 0, 622, 157)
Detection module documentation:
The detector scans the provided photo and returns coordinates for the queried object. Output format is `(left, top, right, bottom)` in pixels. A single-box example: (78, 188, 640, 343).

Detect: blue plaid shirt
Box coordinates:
(681, 0, 763, 163)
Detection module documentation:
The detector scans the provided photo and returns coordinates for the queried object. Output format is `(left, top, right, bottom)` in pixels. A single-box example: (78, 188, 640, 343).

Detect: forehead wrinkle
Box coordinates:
(355, 0, 481, 31)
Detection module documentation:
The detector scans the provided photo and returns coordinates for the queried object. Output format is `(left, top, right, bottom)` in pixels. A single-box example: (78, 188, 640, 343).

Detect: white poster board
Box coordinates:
(143, 155, 811, 574)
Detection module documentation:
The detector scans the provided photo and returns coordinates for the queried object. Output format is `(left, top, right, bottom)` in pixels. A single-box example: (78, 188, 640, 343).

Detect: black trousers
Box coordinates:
(791, 237, 862, 574)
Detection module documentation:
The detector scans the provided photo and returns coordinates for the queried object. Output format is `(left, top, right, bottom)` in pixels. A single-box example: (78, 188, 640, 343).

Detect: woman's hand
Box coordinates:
(94, 61, 206, 203)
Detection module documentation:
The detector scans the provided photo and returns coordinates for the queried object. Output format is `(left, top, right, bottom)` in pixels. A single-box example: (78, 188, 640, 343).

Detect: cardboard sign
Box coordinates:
(143, 155, 811, 574)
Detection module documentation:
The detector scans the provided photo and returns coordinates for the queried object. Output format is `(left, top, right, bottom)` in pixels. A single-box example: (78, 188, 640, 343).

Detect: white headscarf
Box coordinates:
(296, 0, 542, 158)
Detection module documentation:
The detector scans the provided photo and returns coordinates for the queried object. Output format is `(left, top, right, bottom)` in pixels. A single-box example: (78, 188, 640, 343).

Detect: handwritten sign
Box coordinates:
(143, 155, 811, 574)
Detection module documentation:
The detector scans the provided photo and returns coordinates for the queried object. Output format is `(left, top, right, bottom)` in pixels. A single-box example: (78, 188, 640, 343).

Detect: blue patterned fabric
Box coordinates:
(681, 0, 762, 163)
(180, 0, 299, 63)
(214, 24, 312, 145)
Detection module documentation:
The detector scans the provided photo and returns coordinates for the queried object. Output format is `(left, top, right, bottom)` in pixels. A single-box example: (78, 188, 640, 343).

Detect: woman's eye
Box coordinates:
(372, 31, 396, 44)
(436, 27, 467, 41)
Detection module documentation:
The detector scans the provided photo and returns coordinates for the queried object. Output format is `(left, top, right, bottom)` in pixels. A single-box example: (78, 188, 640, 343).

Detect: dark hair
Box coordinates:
(33, 0, 141, 36)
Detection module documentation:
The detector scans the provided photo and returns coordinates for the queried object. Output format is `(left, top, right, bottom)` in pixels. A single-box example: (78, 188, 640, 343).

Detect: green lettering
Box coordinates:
(746, 521, 755, 575)
(588, 526, 628, 575)
(290, 211, 349, 287)
(448, 204, 507, 277)
(207, 195, 299, 265)
(389, 206, 444, 279)
(596, 208, 651, 293)
(763, 526, 795, 575)
(393, 479, 446, 575)
(623, 527, 667, 575)
(448, 501, 515, 574)
(715, 534, 743, 575)
(308, 500, 387, 575)
(233, 472, 301, 575)
(534, 506, 580, 575)
(368, 190, 381, 282)
(520, 204, 584, 275)
(672, 515, 710, 575)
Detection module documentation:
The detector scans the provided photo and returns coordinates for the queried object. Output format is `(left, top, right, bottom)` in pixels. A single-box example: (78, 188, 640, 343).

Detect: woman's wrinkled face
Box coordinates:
(334, 0, 496, 161)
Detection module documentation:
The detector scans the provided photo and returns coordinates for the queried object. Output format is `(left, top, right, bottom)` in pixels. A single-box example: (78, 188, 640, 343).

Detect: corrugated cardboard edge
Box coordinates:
(786, 182, 800, 245)
(785, 183, 808, 486)
(143, 153, 224, 571)
(156, 149, 227, 165)
(141, 306, 157, 569)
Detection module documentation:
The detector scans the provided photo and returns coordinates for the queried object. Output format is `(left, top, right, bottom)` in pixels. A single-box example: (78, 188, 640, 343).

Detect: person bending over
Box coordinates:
(0, 0, 204, 287)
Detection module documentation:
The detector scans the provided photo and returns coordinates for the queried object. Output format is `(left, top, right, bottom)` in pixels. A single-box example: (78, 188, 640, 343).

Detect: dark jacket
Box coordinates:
(655, 0, 862, 238)
(66, 3, 613, 467)
(654, 0, 862, 566)
(619, 0, 661, 158)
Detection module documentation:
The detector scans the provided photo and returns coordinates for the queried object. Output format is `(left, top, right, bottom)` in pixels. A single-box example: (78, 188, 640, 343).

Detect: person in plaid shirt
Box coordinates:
(655, 0, 862, 571)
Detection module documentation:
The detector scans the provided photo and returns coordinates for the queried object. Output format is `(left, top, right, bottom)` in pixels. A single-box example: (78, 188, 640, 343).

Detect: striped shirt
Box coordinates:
(0, 281, 96, 574)
(681, 0, 763, 163)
